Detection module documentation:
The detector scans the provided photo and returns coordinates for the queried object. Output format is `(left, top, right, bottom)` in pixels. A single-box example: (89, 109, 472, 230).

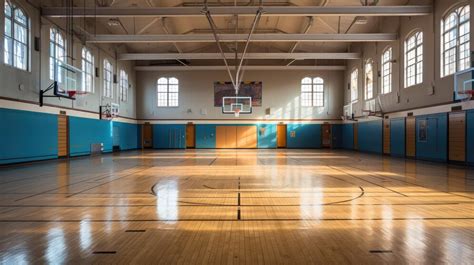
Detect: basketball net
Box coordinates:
(234, 108, 241, 118)
(66, 90, 89, 98)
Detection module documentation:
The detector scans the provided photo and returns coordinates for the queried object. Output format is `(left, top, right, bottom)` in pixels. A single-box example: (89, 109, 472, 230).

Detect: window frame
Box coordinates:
(4, 0, 29, 71)
(404, 31, 424, 88)
(381, 47, 393, 94)
(364, 60, 374, 100)
(157, 77, 179, 107)
(103, 59, 113, 98)
(301, 77, 325, 107)
(81, 47, 94, 93)
(119, 69, 129, 102)
(441, 5, 470, 77)
(350, 69, 359, 102)
(49, 27, 66, 82)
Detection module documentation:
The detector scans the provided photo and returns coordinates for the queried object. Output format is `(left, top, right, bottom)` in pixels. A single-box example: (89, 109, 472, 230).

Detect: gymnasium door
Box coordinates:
(57, 114, 68, 157)
(322, 123, 331, 148)
(216, 126, 257, 148)
(383, 118, 390, 154)
(406, 116, 416, 157)
(449, 111, 466, 162)
(186, 123, 195, 148)
(142, 123, 153, 148)
(277, 124, 287, 148)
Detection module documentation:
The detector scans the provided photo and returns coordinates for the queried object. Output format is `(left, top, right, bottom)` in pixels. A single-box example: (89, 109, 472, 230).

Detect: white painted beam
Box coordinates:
(88, 33, 397, 43)
(42, 6, 432, 18)
(119, 53, 361, 60)
(135, 65, 346, 71)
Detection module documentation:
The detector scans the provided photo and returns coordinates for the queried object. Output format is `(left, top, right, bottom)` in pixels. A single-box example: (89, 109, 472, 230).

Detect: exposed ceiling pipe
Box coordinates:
(235, 6, 264, 91)
(202, 1, 238, 89)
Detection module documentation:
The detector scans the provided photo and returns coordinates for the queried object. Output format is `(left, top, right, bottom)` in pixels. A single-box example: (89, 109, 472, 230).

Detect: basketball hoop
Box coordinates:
(458, 90, 474, 101)
(66, 90, 89, 98)
(234, 108, 241, 118)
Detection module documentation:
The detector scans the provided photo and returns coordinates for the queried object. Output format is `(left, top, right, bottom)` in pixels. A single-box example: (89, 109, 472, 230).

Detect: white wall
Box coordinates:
(136, 69, 345, 121)
(0, 0, 137, 120)
(344, 0, 473, 116)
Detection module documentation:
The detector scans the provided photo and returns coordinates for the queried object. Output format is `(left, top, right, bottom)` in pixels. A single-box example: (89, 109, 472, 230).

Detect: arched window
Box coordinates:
(381, 47, 392, 94)
(364, 61, 374, 100)
(119, 70, 129, 102)
(49, 28, 65, 81)
(404, 31, 423, 88)
(157, 77, 179, 107)
(4, 0, 29, 70)
(81, 48, 94, 93)
(351, 69, 358, 102)
(441, 5, 470, 77)
(301, 77, 324, 107)
(103, 59, 113, 98)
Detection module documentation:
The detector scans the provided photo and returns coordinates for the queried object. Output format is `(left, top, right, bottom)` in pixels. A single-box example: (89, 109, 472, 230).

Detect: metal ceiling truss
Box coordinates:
(202, 0, 264, 94)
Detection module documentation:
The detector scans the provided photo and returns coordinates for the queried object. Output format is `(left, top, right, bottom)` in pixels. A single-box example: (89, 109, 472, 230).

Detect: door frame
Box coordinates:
(186, 123, 196, 148)
(321, 123, 332, 148)
(142, 123, 153, 149)
(277, 124, 287, 148)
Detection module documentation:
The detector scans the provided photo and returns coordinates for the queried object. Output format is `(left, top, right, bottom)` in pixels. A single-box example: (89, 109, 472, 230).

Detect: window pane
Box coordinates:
(14, 41, 27, 69)
(14, 8, 27, 25)
(4, 38, 13, 65)
(5, 1, 11, 17)
(169, 84, 179, 92)
(301, 84, 312, 92)
(313, 77, 323, 84)
(158, 93, 168, 107)
(302, 77, 312, 84)
(351, 70, 358, 101)
(301, 92, 312, 107)
(157, 85, 167, 92)
(169, 77, 178, 85)
(14, 24, 27, 44)
(5, 18, 12, 37)
(158, 77, 168, 85)
(314, 84, 324, 92)
(169, 92, 179, 107)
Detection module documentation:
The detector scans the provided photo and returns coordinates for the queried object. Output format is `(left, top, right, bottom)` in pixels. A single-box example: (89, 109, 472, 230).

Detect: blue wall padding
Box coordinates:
(257, 124, 277, 148)
(136, 125, 142, 149)
(331, 124, 343, 149)
(0, 108, 58, 164)
(341, 124, 354, 150)
(286, 124, 321, 148)
(153, 124, 186, 149)
(415, 113, 448, 162)
(390, 118, 406, 157)
(69, 117, 113, 156)
(467, 110, 474, 165)
(113, 122, 138, 151)
(195, 124, 216, 148)
(358, 120, 383, 154)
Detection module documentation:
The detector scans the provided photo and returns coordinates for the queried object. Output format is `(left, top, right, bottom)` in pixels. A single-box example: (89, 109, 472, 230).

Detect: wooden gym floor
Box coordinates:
(0, 149, 473, 264)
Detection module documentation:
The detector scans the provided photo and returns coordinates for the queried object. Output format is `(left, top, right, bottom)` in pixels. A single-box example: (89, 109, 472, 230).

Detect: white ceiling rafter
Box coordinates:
(42, 6, 432, 18)
(87, 33, 398, 43)
(119, 52, 361, 60)
(135, 65, 347, 71)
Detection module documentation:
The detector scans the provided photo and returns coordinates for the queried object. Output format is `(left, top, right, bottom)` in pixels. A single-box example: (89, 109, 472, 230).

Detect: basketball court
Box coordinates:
(0, 0, 473, 264)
